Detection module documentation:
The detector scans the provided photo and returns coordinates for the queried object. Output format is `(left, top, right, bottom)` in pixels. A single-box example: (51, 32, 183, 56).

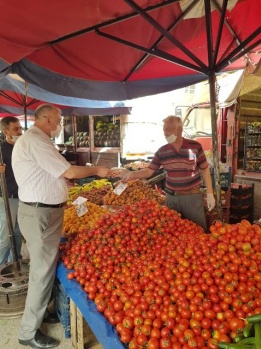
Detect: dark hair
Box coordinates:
(0, 116, 20, 131)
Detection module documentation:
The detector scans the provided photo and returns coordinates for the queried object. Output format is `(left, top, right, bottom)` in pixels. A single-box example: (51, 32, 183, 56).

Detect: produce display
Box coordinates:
(68, 179, 112, 202)
(65, 131, 89, 148)
(62, 201, 108, 236)
(231, 183, 251, 190)
(103, 179, 165, 206)
(106, 168, 125, 179)
(60, 199, 261, 349)
(247, 121, 261, 133)
(94, 120, 120, 147)
(72, 185, 113, 206)
(124, 161, 150, 171)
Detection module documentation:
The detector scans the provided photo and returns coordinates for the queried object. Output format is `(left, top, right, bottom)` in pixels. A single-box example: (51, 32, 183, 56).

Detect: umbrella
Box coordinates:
(1, 0, 260, 217)
(0, 75, 132, 122)
(0, 0, 259, 100)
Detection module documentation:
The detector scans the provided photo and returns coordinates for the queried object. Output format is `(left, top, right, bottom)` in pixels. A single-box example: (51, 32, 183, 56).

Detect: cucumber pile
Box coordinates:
(218, 314, 261, 349)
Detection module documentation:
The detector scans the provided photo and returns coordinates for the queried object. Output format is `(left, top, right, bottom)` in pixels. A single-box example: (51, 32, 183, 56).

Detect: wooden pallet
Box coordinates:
(70, 299, 103, 349)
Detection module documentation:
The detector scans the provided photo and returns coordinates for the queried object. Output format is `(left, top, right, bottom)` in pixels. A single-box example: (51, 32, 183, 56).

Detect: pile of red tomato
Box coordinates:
(60, 199, 261, 349)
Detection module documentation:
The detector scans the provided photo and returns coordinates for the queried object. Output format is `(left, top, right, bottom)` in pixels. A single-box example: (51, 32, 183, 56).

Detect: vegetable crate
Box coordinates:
(230, 184, 254, 224)
(70, 299, 103, 349)
(209, 167, 231, 188)
(53, 279, 71, 338)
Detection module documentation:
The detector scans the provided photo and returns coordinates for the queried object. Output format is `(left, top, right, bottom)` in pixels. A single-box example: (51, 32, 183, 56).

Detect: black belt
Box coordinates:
(164, 187, 201, 196)
(21, 201, 66, 208)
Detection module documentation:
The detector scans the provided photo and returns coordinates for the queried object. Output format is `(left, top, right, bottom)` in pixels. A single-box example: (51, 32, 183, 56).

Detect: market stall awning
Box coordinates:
(0, 0, 260, 100)
(0, 75, 132, 116)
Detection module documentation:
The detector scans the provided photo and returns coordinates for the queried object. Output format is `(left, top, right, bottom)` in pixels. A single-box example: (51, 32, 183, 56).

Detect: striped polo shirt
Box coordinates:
(148, 138, 208, 191)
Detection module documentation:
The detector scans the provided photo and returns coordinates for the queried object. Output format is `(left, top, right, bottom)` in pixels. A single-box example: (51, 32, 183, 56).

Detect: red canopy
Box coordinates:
(0, 0, 260, 100)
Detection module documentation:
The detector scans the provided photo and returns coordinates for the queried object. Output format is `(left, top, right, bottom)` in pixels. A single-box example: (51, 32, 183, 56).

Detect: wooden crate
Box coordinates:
(91, 151, 120, 168)
(70, 299, 103, 349)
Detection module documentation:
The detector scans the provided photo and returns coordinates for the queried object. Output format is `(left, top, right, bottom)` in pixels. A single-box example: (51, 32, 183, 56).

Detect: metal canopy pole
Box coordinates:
(0, 148, 21, 273)
(24, 81, 28, 131)
(205, 0, 222, 220)
(209, 71, 222, 220)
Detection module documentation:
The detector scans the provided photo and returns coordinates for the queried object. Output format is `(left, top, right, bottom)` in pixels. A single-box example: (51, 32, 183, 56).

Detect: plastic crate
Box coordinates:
(75, 177, 96, 186)
(229, 205, 254, 224)
(210, 167, 231, 188)
(54, 279, 71, 338)
(231, 195, 253, 207)
(231, 184, 254, 204)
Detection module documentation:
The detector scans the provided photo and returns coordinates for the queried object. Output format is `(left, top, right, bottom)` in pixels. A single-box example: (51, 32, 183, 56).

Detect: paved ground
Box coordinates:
(0, 316, 74, 349)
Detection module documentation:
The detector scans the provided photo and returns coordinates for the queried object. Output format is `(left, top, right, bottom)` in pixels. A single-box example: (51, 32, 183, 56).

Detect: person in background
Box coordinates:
(121, 115, 215, 231)
(0, 117, 23, 265)
(12, 104, 109, 349)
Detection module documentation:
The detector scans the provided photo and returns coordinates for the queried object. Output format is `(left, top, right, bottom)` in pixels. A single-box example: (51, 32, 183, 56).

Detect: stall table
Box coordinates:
(56, 262, 126, 349)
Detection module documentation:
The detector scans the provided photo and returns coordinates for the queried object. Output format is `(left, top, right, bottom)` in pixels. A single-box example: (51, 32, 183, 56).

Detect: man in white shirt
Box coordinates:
(12, 104, 109, 349)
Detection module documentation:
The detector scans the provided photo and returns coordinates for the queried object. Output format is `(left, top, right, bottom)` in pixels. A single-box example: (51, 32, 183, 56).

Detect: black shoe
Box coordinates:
(19, 329, 59, 348)
(42, 312, 60, 324)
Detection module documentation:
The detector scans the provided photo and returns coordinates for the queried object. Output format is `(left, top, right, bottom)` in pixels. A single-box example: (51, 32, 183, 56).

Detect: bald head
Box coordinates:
(35, 104, 61, 120)
(33, 103, 62, 137)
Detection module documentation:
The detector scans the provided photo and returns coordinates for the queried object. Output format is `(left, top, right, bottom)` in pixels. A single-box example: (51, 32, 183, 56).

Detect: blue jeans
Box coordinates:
(0, 197, 22, 264)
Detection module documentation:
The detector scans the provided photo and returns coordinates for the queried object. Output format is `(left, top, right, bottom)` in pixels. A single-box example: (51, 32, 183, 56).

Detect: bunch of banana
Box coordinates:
(82, 179, 112, 192)
(68, 185, 83, 201)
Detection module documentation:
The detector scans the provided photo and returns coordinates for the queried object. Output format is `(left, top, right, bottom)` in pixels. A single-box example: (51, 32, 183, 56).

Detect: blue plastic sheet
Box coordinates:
(56, 262, 127, 349)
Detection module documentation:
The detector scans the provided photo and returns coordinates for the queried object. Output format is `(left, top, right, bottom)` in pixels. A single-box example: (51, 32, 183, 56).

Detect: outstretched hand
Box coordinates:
(120, 170, 134, 182)
(95, 166, 110, 178)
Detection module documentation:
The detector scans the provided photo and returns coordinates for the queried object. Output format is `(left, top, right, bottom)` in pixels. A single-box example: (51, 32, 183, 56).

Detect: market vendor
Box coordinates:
(121, 115, 215, 231)
(12, 103, 109, 349)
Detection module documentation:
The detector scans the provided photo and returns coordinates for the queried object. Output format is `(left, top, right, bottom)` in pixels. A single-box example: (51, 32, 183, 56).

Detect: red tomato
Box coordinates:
(160, 337, 172, 349)
(120, 328, 132, 343)
(122, 316, 134, 329)
(201, 318, 212, 329)
(228, 317, 245, 333)
(207, 338, 219, 349)
(137, 334, 148, 346)
(147, 338, 160, 349)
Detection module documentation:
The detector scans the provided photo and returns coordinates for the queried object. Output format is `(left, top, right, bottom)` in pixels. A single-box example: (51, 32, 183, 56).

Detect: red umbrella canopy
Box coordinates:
(0, 0, 260, 100)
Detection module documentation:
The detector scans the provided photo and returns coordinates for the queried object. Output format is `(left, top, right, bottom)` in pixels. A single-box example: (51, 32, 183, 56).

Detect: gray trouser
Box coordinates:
(18, 202, 64, 340)
(0, 197, 22, 264)
(166, 193, 207, 231)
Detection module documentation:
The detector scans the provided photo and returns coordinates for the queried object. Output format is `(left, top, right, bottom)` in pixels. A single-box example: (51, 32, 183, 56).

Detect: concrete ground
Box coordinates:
(0, 316, 74, 349)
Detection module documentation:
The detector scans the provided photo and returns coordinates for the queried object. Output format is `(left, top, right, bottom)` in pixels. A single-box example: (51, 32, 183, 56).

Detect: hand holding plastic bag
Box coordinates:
(207, 193, 215, 211)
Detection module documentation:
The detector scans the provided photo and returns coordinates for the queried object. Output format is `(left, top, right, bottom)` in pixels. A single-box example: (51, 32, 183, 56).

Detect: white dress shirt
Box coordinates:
(12, 125, 71, 204)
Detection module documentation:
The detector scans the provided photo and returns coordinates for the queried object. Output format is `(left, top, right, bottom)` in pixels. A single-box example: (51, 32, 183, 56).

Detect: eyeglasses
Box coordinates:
(49, 117, 63, 126)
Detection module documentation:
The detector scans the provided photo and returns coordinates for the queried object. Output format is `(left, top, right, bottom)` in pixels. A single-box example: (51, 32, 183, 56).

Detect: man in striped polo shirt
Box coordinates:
(121, 115, 215, 231)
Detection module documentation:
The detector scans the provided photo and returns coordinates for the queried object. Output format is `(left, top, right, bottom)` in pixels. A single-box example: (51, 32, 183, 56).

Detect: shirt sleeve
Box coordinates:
(148, 151, 161, 171)
(33, 138, 71, 178)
